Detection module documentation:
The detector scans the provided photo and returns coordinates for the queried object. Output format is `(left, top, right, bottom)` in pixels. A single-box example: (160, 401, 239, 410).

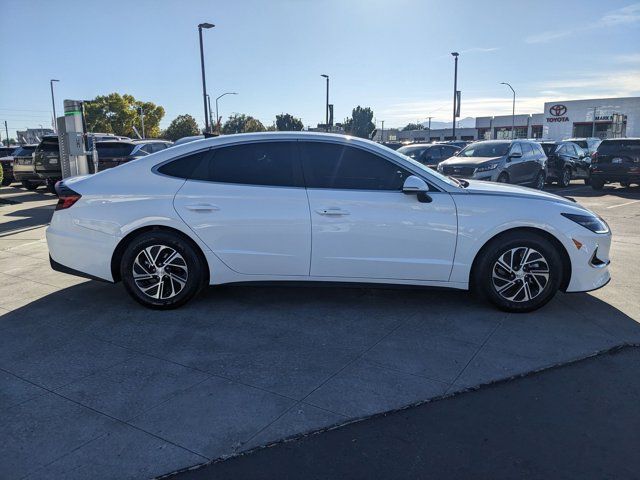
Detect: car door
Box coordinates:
(300, 141, 457, 282)
(506, 142, 526, 183)
(520, 143, 539, 182)
(173, 141, 311, 276)
(572, 144, 589, 178)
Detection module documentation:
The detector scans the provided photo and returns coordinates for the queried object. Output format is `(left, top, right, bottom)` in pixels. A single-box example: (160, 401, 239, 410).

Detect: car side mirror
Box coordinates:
(509, 152, 522, 159)
(402, 175, 432, 203)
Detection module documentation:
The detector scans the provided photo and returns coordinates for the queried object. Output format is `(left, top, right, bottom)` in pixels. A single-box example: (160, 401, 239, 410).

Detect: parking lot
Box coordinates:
(1, 182, 639, 479)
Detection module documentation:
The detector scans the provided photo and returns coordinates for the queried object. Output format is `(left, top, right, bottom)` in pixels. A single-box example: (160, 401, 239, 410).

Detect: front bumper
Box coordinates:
(563, 228, 612, 293)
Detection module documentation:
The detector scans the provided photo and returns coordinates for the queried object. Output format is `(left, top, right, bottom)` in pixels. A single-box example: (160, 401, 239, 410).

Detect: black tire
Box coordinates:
(497, 172, 509, 183)
(21, 180, 39, 191)
(120, 230, 205, 309)
(620, 180, 630, 188)
(1, 177, 11, 186)
(559, 167, 571, 188)
(534, 171, 545, 190)
(46, 180, 57, 194)
(583, 177, 590, 185)
(473, 231, 563, 313)
(591, 178, 605, 190)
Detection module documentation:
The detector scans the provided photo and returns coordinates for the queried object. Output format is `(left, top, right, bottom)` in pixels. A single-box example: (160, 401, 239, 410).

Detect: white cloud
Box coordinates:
(526, 2, 640, 44)
(460, 47, 500, 54)
(614, 53, 640, 63)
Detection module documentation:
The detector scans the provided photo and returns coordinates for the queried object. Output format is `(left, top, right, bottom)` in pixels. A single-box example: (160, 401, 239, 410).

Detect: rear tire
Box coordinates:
(473, 231, 562, 313)
(534, 171, 545, 190)
(46, 179, 57, 194)
(1, 177, 11, 186)
(591, 178, 605, 190)
(21, 180, 38, 191)
(120, 231, 205, 309)
(559, 167, 571, 188)
(497, 172, 509, 184)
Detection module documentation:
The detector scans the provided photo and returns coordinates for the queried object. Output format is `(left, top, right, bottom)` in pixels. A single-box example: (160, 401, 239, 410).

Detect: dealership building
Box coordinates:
(394, 96, 640, 143)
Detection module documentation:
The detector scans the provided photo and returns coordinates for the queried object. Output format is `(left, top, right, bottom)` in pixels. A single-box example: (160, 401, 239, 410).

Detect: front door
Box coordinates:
(299, 141, 457, 282)
(173, 141, 311, 276)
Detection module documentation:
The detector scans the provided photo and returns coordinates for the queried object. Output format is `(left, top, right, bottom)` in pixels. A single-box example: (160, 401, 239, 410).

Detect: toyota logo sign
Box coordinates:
(549, 104, 567, 117)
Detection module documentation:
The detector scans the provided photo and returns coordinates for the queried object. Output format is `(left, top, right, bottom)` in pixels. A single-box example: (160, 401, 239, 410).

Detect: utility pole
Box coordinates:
(500, 82, 516, 139)
(591, 106, 597, 137)
(4, 121, 9, 146)
(198, 22, 215, 134)
(50, 79, 60, 132)
(206, 95, 214, 132)
(381, 120, 384, 142)
(451, 52, 459, 140)
(138, 107, 145, 138)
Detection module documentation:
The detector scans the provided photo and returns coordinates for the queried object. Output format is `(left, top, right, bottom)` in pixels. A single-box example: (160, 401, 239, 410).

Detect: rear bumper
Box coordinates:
(590, 164, 640, 182)
(49, 255, 111, 282)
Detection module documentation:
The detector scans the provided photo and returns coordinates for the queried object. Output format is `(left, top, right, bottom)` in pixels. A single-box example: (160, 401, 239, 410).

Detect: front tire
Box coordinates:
(120, 231, 205, 309)
(21, 180, 39, 191)
(497, 172, 509, 184)
(559, 167, 571, 188)
(534, 171, 546, 190)
(591, 178, 605, 190)
(473, 231, 563, 312)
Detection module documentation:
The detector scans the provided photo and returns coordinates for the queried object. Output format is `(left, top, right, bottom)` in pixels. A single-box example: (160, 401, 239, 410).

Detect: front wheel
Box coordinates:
(534, 171, 546, 190)
(473, 231, 562, 312)
(591, 178, 605, 190)
(120, 231, 205, 309)
(1, 177, 11, 186)
(21, 180, 39, 191)
(559, 168, 571, 188)
(497, 172, 509, 184)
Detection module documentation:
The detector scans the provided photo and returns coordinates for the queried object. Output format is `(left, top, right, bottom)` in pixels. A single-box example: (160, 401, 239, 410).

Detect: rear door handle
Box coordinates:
(316, 208, 350, 216)
(185, 203, 220, 212)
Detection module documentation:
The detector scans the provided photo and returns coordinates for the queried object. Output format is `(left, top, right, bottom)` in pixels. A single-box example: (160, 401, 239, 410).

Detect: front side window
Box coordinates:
(458, 142, 510, 158)
(521, 143, 533, 157)
(191, 141, 300, 187)
(300, 142, 410, 190)
(509, 143, 523, 156)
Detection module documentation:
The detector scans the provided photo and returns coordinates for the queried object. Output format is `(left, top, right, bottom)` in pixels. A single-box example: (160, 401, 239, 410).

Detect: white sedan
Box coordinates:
(46, 132, 611, 311)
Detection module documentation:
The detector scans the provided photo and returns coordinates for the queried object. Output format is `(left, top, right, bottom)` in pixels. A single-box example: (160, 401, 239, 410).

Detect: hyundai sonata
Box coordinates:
(47, 132, 611, 311)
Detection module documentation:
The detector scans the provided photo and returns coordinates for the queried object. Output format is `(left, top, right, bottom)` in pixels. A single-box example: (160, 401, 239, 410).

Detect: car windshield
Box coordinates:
(572, 140, 588, 149)
(38, 139, 58, 152)
(396, 146, 429, 160)
(598, 139, 640, 155)
(11, 146, 36, 157)
(96, 142, 135, 157)
(391, 146, 462, 188)
(457, 142, 509, 157)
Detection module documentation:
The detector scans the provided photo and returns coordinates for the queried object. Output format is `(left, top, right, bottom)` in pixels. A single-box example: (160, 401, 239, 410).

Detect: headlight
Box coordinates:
(561, 213, 610, 234)
(476, 162, 499, 172)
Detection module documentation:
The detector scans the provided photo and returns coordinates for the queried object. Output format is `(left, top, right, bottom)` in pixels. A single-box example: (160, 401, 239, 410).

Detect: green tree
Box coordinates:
(344, 106, 375, 139)
(221, 114, 266, 134)
(2, 138, 17, 146)
(276, 113, 303, 131)
(162, 114, 200, 141)
(84, 93, 165, 138)
(402, 123, 424, 131)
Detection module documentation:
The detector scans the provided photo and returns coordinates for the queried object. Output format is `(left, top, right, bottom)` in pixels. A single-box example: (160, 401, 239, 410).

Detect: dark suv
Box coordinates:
(397, 143, 460, 169)
(94, 139, 172, 170)
(0, 146, 17, 185)
(33, 135, 62, 192)
(437, 140, 547, 189)
(11, 145, 41, 189)
(589, 138, 640, 189)
(539, 141, 590, 187)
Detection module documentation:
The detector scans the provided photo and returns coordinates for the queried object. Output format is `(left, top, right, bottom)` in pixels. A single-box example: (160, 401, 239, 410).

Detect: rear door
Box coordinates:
(300, 141, 457, 282)
(506, 142, 526, 183)
(172, 141, 311, 276)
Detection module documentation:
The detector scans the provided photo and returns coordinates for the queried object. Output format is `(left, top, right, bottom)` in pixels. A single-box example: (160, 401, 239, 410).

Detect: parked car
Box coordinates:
(0, 146, 17, 186)
(589, 138, 640, 189)
(397, 143, 460, 169)
(437, 140, 472, 149)
(173, 135, 205, 146)
(538, 141, 591, 187)
(11, 145, 41, 189)
(94, 139, 172, 171)
(438, 140, 547, 189)
(564, 137, 601, 158)
(379, 141, 404, 150)
(47, 132, 610, 312)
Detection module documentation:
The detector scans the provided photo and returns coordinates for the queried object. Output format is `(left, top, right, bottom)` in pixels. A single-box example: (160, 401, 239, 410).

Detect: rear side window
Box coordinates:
(96, 142, 135, 157)
(157, 150, 210, 179)
(191, 141, 301, 187)
(521, 143, 533, 156)
(509, 143, 523, 156)
(38, 139, 59, 152)
(300, 142, 410, 190)
(597, 140, 640, 155)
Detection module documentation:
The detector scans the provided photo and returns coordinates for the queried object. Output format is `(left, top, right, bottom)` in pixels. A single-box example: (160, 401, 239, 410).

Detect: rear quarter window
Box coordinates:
(156, 150, 211, 179)
(597, 140, 640, 155)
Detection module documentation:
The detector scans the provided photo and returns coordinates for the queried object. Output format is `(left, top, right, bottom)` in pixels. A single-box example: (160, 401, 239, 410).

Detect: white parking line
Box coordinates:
(606, 200, 640, 209)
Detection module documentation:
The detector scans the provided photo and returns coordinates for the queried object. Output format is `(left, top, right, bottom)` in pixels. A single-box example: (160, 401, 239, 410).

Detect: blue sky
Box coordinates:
(1, 0, 639, 138)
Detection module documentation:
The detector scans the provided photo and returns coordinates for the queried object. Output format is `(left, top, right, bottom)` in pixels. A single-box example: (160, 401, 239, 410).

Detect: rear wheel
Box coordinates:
(620, 180, 630, 188)
(559, 167, 571, 188)
(120, 231, 205, 309)
(497, 172, 509, 183)
(591, 178, 605, 190)
(1, 177, 11, 186)
(534, 171, 545, 190)
(46, 179, 57, 194)
(21, 180, 38, 191)
(473, 231, 562, 312)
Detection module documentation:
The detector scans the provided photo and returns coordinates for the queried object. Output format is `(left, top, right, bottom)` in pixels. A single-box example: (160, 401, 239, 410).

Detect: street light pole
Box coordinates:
(321, 74, 329, 132)
(381, 120, 384, 142)
(501, 82, 516, 139)
(138, 107, 145, 138)
(206, 94, 213, 132)
(591, 106, 598, 137)
(215, 92, 238, 133)
(198, 22, 215, 134)
(451, 52, 459, 140)
(50, 79, 59, 132)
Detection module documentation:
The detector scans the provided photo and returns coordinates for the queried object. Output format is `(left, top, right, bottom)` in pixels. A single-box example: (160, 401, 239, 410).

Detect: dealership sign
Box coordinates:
(547, 104, 569, 123)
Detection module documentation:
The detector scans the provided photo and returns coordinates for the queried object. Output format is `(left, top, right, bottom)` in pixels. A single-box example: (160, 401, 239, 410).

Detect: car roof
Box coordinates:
(600, 137, 640, 141)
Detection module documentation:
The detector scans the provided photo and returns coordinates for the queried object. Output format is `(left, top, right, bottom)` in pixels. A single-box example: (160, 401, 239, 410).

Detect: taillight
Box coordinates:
(55, 181, 82, 211)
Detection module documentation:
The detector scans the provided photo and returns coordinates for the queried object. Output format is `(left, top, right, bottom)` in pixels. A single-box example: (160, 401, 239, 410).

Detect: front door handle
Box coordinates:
(185, 203, 220, 212)
(316, 208, 350, 216)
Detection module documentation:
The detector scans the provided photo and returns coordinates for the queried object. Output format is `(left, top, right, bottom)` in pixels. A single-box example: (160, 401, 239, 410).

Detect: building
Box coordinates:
(476, 114, 545, 140)
(542, 97, 638, 140)
(397, 127, 477, 142)
(16, 128, 54, 145)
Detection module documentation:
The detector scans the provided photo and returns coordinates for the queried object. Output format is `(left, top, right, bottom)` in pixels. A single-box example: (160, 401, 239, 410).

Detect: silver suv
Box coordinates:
(437, 140, 547, 189)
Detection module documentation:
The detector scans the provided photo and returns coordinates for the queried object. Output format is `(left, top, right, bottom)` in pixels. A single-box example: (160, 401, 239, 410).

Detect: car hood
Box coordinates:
(440, 156, 503, 166)
(463, 179, 575, 205)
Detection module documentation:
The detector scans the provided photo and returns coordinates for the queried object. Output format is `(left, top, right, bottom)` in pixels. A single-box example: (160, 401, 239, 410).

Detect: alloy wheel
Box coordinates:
(132, 245, 188, 300)
(491, 247, 550, 303)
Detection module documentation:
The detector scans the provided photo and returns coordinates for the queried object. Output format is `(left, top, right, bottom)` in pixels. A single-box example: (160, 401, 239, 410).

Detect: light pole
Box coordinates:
(215, 92, 238, 133)
(451, 52, 459, 140)
(206, 95, 213, 132)
(321, 74, 329, 132)
(500, 82, 516, 139)
(198, 22, 215, 134)
(381, 120, 384, 142)
(50, 79, 59, 132)
(138, 107, 145, 138)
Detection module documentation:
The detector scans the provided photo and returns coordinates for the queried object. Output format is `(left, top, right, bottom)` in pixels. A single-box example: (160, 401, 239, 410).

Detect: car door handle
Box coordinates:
(316, 208, 350, 216)
(185, 203, 220, 212)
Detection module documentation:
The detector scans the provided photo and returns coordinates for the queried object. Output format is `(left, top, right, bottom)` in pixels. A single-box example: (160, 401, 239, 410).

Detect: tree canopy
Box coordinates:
(344, 106, 375, 139)
(84, 93, 165, 138)
(221, 114, 266, 134)
(402, 123, 424, 131)
(162, 114, 200, 141)
(275, 113, 304, 131)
